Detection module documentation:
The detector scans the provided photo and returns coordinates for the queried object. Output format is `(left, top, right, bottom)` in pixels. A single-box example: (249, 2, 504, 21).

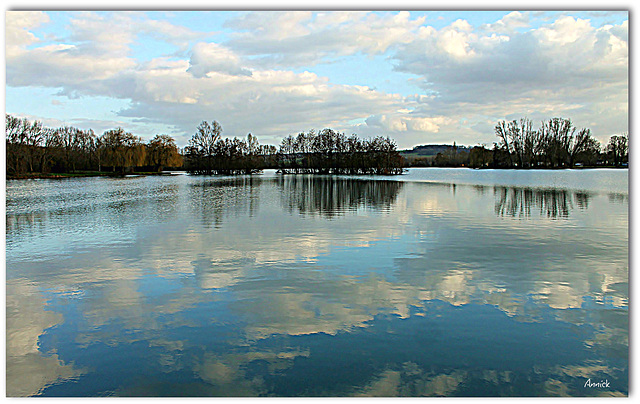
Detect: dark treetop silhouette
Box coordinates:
(5, 114, 627, 178)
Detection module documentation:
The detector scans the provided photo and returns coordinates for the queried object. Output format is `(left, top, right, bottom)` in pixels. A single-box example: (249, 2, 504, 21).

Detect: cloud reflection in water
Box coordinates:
(5, 172, 627, 396)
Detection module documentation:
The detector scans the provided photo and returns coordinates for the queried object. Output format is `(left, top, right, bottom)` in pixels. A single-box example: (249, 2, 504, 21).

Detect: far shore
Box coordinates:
(5, 165, 628, 181)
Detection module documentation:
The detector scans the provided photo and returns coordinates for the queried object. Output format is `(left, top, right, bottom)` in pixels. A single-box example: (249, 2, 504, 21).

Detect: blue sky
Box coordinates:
(4, 5, 629, 149)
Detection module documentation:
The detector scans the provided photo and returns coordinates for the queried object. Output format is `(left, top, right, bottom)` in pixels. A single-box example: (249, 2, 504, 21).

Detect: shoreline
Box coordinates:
(5, 166, 628, 181)
(5, 171, 186, 180)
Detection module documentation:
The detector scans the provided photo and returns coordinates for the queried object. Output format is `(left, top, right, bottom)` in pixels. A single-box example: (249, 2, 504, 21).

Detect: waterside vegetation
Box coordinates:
(405, 117, 628, 169)
(5, 114, 628, 179)
(5, 115, 404, 178)
(6, 114, 182, 177)
(183, 122, 403, 176)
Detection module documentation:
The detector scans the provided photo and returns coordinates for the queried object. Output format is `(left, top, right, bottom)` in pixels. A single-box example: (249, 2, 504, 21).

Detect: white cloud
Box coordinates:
(224, 11, 426, 67)
(364, 114, 450, 134)
(67, 12, 135, 54)
(6, 12, 136, 90)
(392, 15, 628, 142)
(534, 16, 592, 45)
(438, 22, 477, 59)
(118, 65, 409, 141)
(480, 11, 530, 33)
(5, 11, 50, 51)
(7, 11, 427, 145)
(309, 11, 366, 29)
(188, 42, 252, 77)
(138, 18, 210, 48)
(408, 116, 452, 132)
(229, 11, 313, 41)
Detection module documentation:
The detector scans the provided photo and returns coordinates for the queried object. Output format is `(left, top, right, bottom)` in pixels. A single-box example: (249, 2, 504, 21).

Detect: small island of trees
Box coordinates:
(183, 122, 403, 175)
(5, 114, 628, 179)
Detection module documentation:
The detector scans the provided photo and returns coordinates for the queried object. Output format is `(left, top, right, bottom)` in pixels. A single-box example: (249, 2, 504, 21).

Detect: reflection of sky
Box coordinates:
(5, 170, 628, 396)
(353, 167, 629, 195)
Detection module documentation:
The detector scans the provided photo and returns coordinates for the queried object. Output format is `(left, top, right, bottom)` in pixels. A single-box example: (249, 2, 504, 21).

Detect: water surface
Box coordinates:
(5, 168, 628, 396)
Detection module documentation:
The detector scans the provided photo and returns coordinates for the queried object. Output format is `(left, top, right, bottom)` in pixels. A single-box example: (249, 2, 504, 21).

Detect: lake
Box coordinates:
(5, 168, 628, 397)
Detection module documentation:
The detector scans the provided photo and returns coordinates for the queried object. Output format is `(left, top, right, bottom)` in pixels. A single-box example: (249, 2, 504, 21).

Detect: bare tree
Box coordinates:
(607, 133, 628, 167)
(186, 121, 223, 174)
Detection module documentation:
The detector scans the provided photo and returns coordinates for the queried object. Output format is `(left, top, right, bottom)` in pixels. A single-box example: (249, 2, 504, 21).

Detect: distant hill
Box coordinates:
(400, 144, 472, 157)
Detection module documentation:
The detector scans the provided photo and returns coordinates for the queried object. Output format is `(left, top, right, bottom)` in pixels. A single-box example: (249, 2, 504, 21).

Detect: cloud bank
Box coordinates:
(5, 11, 628, 148)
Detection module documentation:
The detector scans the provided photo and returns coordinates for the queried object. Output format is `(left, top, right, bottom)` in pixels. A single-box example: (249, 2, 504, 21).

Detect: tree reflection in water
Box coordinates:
(493, 186, 592, 219)
(188, 176, 262, 228)
(188, 175, 404, 225)
(608, 193, 628, 204)
(277, 175, 403, 218)
(187, 176, 618, 223)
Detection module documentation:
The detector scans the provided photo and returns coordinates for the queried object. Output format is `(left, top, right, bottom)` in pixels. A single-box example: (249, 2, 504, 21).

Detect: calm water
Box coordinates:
(5, 168, 628, 397)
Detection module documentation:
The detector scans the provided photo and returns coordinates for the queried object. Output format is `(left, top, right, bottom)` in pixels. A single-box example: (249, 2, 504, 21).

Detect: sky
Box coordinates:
(3, 3, 630, 149)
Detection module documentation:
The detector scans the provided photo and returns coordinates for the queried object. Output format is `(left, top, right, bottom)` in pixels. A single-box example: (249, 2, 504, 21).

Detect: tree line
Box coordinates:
(6, 114, 628, 178)
(6, 114, 182, 176)
(184, 122, 404, 175)
(407, 117, 628, 169)
(5, 115, 404, 177)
